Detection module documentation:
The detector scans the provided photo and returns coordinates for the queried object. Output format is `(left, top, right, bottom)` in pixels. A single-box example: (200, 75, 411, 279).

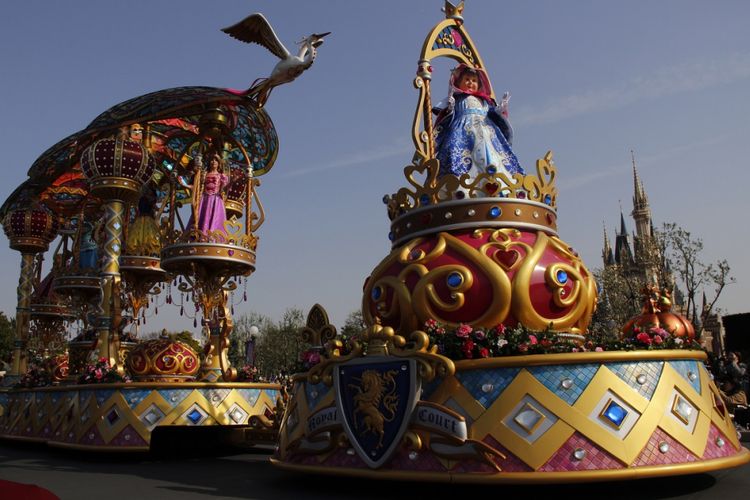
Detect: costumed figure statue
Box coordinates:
(78, 219, 98, 272)
(126, 189, 161, 256)
(434, 64, 523, 184)
(189, 152, 230, 240)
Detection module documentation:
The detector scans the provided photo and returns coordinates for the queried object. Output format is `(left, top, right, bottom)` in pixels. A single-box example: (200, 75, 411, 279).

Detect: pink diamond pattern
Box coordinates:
(79, 425, 106, 446)
(482, 435, 533, 472)
(110, 425, 148, 447)
(703, 424, 739, 459)
(539, 432, 625, 472)
(386, 449, 448, 472)
(631, 427, 698, 466)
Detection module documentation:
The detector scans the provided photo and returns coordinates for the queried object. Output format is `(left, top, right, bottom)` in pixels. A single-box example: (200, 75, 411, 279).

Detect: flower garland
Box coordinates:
(78, 357, 130, 384)
(423, 319, 702, 361)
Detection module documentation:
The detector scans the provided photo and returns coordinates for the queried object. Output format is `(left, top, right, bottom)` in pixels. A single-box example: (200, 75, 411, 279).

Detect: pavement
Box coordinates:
(1, 441, 749, 500)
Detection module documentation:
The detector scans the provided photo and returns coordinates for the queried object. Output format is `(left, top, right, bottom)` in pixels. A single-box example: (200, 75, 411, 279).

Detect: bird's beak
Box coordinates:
(312, 32, 331, 47)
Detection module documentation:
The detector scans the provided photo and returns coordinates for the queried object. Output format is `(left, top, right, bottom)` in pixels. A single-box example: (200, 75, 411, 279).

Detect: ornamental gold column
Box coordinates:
(2, 206, 59, 379)
(81, 135, 154, 371)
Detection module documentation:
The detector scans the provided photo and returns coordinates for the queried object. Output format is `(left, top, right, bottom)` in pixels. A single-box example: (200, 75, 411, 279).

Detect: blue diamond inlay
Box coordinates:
(122, 389, 152, 409)
(528, 364, 599, 405)
(447, 272, 463, 288)
(305, 382, 329, 411)
(158, 389, 193, 407)
(489, 206, 501, 218)
(455, 368, 521, 409)
(606, 361, 664, 400)
(371, 287, 382, 300)
(556, 270, 568, 284)
(420, 194, 430, 205)
(544, 194, 552, 205)
(186, 409, 203, 424)
(421, 376, 444, 400)
(237, 389, 260, 407)
(95, 390, 115, 407)
(602, 400, 628, 427)
(669, 360, 702, 395)
(487, 166, 497, 174)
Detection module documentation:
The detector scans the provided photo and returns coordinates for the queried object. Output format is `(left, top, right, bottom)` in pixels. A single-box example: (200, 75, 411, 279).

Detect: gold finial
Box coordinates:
(442, 1, 465, 23)
(362, 317, 403, 356)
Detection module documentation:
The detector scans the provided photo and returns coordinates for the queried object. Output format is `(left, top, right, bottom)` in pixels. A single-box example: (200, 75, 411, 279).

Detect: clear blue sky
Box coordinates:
(1, 0, 748, 335)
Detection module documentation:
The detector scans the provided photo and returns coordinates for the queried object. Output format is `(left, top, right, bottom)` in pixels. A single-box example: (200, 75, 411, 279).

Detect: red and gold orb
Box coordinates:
(2, 206, 59, 253)
(126, 339, 200, 382)
(225, 168, 248, 219)
(80, 137, 155, 202)
(364, 200, 597, 338)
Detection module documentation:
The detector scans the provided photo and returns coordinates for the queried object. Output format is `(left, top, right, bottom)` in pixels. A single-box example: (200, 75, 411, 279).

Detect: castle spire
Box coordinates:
(632, 150, 649, 212)
(602, 221, 614, 266)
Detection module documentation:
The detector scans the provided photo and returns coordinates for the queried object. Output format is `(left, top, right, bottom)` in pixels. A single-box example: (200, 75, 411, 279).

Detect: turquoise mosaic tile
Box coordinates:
(669, 360, 702, 394)
(157, 388, 194, 407)
(94, 390, 115, 407)
(455, 368, 521, 409)
(528, 364, 599, 405)
(237, 388, 261, 407)
(305, 382, 329, 411)
(605, 361, 664, 400)
(121, 389, 152, 409)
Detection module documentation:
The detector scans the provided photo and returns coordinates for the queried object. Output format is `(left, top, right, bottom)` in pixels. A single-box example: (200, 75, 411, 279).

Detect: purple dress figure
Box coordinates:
(191, 153, 229, 237)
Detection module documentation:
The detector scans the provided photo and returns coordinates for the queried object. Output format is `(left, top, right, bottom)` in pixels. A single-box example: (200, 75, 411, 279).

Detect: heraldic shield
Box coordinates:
(335, 356, 420, 468)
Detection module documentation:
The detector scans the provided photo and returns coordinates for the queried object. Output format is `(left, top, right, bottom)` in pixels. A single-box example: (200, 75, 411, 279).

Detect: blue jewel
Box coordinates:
(489, 206, 501, 218)
(487, 166, 497, 174)
(371, 287, 382, 301)
(388, 231, 394, 241)
(557, 270, 568, 284)
(447, 272, 463, 288)
(544, 194, 552, 205)
(602, 401, 627, 427)
(419, 194, 430, 205)
(186, 409, 203, 424)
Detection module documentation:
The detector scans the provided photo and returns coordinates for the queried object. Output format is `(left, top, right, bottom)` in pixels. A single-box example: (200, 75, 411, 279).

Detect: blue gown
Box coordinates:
(435, 94, 523, 179)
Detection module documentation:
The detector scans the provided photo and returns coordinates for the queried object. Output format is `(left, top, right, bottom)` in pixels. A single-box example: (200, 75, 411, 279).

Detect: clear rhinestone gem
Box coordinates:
(688, 372, 697, 382)
(467, 209, 476, 216)
(481, 383, 494, 393)
(716, 437, 725, 447)
(408, 451, 418, 461)
(573, 448, 586, 460)
(636, 374, 647, 385)
(444, 212, 453, 219)
(310, 391, 318, 399)
(346, 448, 355, 456)
(124, 434, 131, 441)
(659, 442, 669, 453)
(560, 378, 573, 390)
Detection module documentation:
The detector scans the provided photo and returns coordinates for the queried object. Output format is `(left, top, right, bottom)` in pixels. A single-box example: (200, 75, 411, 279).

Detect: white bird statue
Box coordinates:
(222, 13, 330, 106)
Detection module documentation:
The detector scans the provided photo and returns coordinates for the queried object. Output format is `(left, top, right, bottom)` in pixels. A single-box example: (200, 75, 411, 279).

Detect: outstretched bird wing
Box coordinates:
(221, 13, 290, 60)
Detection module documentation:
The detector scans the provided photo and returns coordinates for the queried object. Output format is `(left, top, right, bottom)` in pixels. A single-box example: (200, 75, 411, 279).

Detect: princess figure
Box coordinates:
(189, 153, 229, 238)
(434, 64, 524, 182)
(126, 189, 160, 256)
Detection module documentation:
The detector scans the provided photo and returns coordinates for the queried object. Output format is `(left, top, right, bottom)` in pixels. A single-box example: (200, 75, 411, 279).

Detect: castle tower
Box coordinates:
(630, 151, 652, 240)
(614, 211, 634, 269)
(602, 222, 614, 266)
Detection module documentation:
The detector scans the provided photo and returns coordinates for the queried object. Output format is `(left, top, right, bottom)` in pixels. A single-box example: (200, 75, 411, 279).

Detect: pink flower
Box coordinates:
(652, 335, 663, 345)
(425, 319, 438, 330)
(595, 347, 604, 352)
(636, 332, 652, 345)
(456, 324, 473, 338)
(94, 369, 103, 380)
(495, 324, 506, 335)
(473, 330, 486, 340)
(98, 357, 108, 363)
(529, 335, 538, 345)
(650, 327, 670, 338)
(518, 343, 529, 353)
(571, 347, 579, 352)
(436, 327, 446, 336)
(462, 339, 475, 359)
(479, 348, 490, 358)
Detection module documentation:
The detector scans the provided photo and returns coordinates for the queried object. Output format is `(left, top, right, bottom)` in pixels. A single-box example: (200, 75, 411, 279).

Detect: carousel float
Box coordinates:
(0, 13, 329, 451)
(271, 2, 749, 483)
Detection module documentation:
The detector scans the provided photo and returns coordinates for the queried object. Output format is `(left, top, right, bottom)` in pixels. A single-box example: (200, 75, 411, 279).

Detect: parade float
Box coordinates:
(271, 3, 749, 483)
(0, 13, 329, 452)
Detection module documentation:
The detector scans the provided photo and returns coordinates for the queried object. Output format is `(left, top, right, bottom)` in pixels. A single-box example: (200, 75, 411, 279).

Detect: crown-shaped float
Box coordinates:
(364, 6, 594, 338)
